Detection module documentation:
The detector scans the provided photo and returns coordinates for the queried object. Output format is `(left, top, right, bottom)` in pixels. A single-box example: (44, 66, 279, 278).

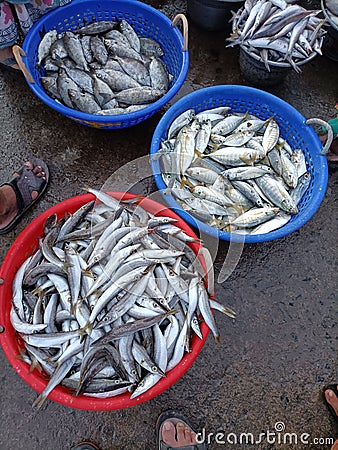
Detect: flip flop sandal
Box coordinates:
(156, 410, 206, 450)
(70, 443, 100, 450)
(0, 157, 49, 235)
(323, 384, 338, 421)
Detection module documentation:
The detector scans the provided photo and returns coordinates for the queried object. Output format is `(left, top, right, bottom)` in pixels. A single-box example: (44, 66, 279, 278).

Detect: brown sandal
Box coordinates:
(0, 158, 49, 235)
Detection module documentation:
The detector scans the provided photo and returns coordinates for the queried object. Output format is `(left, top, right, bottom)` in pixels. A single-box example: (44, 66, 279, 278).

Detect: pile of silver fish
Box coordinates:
(228, 0, 326, 72)
(38, 19, 172, 115)
(153, 106, 311, 235)
(10, 189, 235, 408)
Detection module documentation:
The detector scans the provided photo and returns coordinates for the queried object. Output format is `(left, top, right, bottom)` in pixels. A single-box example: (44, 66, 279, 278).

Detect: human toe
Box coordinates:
(161, 421, 177, 447)
(332, 439, 338, 450)
(325, 387, 338, 416)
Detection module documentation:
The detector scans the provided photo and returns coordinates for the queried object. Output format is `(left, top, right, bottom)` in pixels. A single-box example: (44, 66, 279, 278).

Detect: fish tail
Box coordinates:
(80, 321, 92, 339)
(223, 307, 237, 318)
(32, 393, 48, 410)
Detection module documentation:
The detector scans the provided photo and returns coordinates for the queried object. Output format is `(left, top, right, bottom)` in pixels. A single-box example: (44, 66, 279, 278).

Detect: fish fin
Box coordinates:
(240, 155, 254, 166)
(62, 262, 73, 273)
(180, 176, 195, 190)
(31, 286, 43, 296)
(79, 322, 92, 341)
(82, 269, 95, 279)
(32, 393, 48, 410)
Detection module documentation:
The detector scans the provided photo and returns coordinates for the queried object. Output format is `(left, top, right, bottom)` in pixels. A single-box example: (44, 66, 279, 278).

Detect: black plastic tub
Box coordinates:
(187, 0, 244, 32)
(239, 47, 317, 87)
(321, 0, 338, 61)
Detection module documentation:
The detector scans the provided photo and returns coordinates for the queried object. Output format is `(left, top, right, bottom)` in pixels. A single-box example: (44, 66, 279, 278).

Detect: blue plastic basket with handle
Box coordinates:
(150, 85, 330, 243)
(14, 0, 189, 129)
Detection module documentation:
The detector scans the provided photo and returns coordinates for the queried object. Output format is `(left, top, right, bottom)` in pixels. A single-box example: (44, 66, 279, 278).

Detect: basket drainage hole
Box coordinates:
(0, 326, 5, 333)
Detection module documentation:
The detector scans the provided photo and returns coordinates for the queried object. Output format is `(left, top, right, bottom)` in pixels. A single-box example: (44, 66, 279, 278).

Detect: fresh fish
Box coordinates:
(56, 70, 80, 109)
(11, 192, 230, 407)
(116, 56, 150, 86)
(231, 206, 280, 228)
(157, 107, 309, 236)
(95, 68, 140, 91)
(262, 118, 279, 154)
(63, 31, 88, 71)
(291, 148, 307, 177)
(114, 87, 162, 105)
(77, 20, 117, 35)
(90, 35, 109, 66)
(65, 67, 94, 94)
(37, 30, 58, 66)
(290, 171, 311, 205)
(140, 37, 164, 57)
(228, 0, 325, 71)
(38, 19, 172, 116)
(120, 19, 141, 52)
(68, 90, 101, 114)
(149, 57, 169, 92)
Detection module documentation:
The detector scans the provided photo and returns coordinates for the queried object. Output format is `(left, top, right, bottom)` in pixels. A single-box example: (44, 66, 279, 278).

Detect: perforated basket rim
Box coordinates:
(150, 85, 328, 243)
(20, 0, 189, 127)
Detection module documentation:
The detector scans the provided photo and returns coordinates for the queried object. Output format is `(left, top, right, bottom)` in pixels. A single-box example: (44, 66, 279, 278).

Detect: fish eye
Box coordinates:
(152, 366, 158, 372)
(103, 316, 109, 322)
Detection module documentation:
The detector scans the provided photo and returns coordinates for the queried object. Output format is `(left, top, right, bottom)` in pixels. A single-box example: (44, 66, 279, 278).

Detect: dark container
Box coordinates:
(239, 47, 317, 87)
(239, 47, 291, 87)
(187, 0, 244, 32)
(321, 0, 338, 61)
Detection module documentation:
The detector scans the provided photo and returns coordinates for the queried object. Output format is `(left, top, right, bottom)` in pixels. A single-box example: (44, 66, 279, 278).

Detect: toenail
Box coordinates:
(327, 390, 334, 397)
(177, 422, 184, 428)
(163, 422, 171, 431)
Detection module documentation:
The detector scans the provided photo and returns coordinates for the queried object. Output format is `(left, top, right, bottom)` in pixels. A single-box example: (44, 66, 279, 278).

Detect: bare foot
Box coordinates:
(325, 385, 338, 416)
(0, 161, 46, 230)
(161, 420, 198, 448)
(332, 440, 338, 450)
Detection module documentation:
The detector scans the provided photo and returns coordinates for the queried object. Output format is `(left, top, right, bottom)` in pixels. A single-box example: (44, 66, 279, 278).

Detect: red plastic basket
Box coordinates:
(0, 192, 209, 410)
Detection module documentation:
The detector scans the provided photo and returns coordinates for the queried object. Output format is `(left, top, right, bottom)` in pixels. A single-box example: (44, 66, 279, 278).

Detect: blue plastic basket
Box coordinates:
(19, 0, 189, 129)
(150, 85, 329, 243)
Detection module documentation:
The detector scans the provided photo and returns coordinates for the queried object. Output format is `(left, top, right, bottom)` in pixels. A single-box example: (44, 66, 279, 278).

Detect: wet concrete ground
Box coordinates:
(0, 0, 337, 449)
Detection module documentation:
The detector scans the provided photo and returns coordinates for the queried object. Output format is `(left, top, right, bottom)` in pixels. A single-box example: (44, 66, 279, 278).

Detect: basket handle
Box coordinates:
(171, 14, 188, 51)
(305, 118, 333, 155)
(12, 45, 35, 84)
